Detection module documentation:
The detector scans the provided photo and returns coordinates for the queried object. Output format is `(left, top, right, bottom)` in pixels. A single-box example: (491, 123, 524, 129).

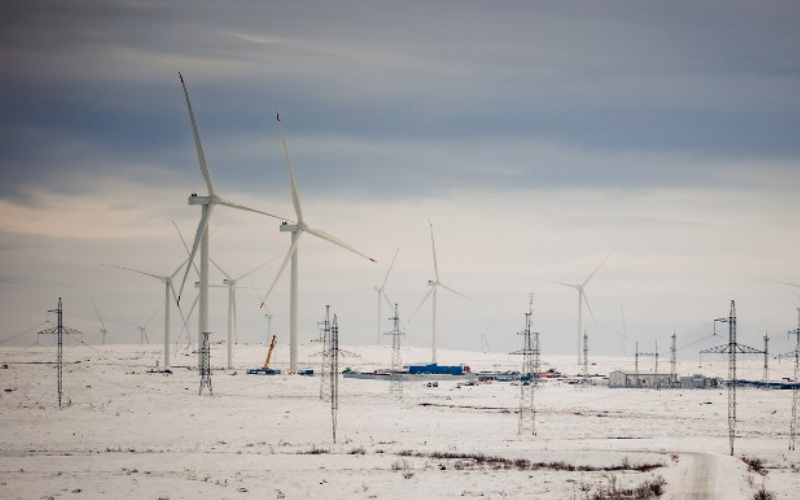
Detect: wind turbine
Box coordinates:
(410, 221, 480, 364)
(91, 299, 109, 345)
(259, 112, 377, 371)
(373, 247, 399, 345)
(103, 258, 189, 369)
(209, 257, 277, 368)
(125, 304, 160, 345)
(539, 250, 613, 365)
(175, 73, 287, 369)
(479, 309, 501, 353)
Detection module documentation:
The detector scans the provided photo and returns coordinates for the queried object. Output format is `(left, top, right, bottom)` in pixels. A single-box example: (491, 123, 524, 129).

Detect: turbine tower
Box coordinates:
(104, 260, 188, 369)
(175, 73, 286, 370)
(540, 250, 612, 365)
(210, 258, 276, 368)
(373, 247, 399, 345)
(410, 221, 480, 364)
(259, 113, 376, 371)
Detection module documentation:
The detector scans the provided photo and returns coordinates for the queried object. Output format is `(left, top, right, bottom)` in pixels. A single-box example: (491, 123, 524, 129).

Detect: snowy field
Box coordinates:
(1, 342, 797, 499)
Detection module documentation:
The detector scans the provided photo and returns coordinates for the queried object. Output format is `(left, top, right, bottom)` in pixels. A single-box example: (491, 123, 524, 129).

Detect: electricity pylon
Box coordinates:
(700, 300, 765, 456)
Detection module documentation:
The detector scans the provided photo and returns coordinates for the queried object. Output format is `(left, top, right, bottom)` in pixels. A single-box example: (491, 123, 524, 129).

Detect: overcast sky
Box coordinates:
(1, 1, 799, 367)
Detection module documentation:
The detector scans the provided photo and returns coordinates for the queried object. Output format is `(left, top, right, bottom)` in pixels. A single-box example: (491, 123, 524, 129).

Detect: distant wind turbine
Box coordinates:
(175, 73, 287, 369)
(103, 258, 190, 369)
(479, 309, 501, 353)
(209, 257, 278, 368)
(125, 304, 161, 345)
(410, 221, 480, 364)
(373, 247, 399, 345)
(259, 112, 377, 371)
(539, 250, 613, 365)
(91, 299, 109, 345)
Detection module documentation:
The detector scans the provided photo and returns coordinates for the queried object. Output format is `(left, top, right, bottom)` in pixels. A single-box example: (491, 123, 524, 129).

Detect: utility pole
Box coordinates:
(384, 303, 405, 398)
(700, 300, 765, 456)
(634, 341, 640, 388)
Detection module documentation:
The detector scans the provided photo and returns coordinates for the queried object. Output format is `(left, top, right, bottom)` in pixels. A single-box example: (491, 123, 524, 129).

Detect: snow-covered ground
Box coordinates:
(1, 342, 797, 499)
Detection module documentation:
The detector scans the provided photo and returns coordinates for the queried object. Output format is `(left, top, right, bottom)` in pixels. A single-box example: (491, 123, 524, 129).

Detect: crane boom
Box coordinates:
(263, 335, 277, 370)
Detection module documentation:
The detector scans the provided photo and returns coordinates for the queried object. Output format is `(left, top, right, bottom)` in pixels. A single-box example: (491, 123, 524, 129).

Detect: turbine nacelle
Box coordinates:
(427, 280, 437, 286)
(188, 194, 213, 206)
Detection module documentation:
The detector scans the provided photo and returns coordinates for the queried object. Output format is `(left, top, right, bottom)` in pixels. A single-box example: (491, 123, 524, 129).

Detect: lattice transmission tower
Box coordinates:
(582, 331, 588, 386)
(318, 306, 332, 402)
(670, 332, 677, 388)
(36, 298, 83, 408)
(384, 303, 405, 398)
(763, 333, 770, 385)
(512, 294, 539, 435)
(700, 300, 764, 456)
(789, 308, 800, 451)
(198, 331, 213, 395)
(330, 314, 340, 444)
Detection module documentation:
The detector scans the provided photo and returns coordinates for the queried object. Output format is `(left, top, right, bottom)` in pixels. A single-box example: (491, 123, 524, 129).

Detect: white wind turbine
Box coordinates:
(125, 305, 160, 345)
(410, 221, 480, 364)
(91, 299, 109, 345)
(103, 258, 190, 369)
(373, 247, 399, 345)
(175, 73, 287, 369)
(539, 250, 613, 365)
(259, 113, 377, 371)
(209, 257, 277, 368)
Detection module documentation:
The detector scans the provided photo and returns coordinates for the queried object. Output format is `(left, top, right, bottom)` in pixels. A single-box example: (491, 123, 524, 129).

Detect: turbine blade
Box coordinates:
(235, 256, 280, 282)
(764, 279, 800, 289)
(533, 277, 579, 290)
(583, 249, 614, 287)
(177, 203, 215, 304)
(102, 263, 163, 281)
(408, 286, 435, 323)
(429, 221, 440, 281)
(178, 72, 215, 196)
(438, 282, 481, 306)
(144, 304, 161, 329)
(583, 290, 601, 335)
(178, 293, 201, 345)
(216, 197, 288, 222)
(304, 225, 377, 263)
(381, 290, 394, 311)
(210, 257, 231, 281)
(172, 221, 201, 278)
(259, 232, 303, 306)
(277, 113, 304, 223)
(91, 299, 106, 329)
(380, 247, 400, 289)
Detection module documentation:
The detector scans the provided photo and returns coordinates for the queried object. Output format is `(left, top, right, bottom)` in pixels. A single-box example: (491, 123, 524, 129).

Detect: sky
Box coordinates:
(1, 0, 799, 364)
